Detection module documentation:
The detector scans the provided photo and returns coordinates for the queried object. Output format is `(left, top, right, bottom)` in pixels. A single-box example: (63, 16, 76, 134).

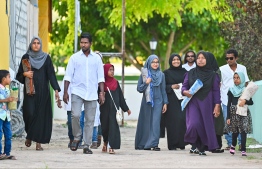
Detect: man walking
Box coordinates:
(63, 32, 105, 154)
(220, 48, 249, 150)
(182, 50, 196, 71)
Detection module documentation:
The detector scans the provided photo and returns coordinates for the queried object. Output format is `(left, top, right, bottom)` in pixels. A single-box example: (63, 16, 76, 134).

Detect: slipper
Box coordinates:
(0, 154, 6, 160)
(25, 139, 32, 147)
(36, 147, 44, 151)
(36, 143, 44, 151)
(153, 147, 161, 151)
(83, 147, 93, 154)
(109, 148, 115, 154)
(225, 146, 230, 150)
(102, 142, 108, 153)
(70, 140, 79, 151)
(6, 155, 16, 160)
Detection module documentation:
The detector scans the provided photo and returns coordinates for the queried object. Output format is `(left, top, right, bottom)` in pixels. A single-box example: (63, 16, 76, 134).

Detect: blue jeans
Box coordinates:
(67, 111, 84, 144)
(98, 125, 102, 136)
(222, 104, 241, 146)
(0, 118, 12, 156)
(92, 126, 98, 142)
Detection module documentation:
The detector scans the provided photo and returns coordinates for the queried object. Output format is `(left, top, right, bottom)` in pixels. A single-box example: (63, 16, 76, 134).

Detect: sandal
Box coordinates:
(109, 148, 115, 154)
(189, 148, 199, 154)
(6, 155, 16, 160)
(25, 139, 32, 147)
(230, 146, 235, 155)
(225, 146, 230, 150)
(153, 147, 161, 151)
(36, 143, 44, 151)
(70, 140, 80, 151)
(0, 154, 6, 160)
(199, 152, 207, 156)
(83, 147, 93, 154)
(102, 142, 107, 152)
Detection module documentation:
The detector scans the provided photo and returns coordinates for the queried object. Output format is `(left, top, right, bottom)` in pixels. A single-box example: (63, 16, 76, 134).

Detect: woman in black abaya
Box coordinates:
(163, 54, 187, 150)
(16, 36, 60, 150)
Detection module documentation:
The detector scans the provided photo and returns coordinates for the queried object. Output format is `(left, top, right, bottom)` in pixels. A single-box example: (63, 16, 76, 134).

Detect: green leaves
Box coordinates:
(50, 0, 232, 70)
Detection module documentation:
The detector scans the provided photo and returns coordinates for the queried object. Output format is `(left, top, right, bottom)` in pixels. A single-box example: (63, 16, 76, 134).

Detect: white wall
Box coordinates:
(53, 80, 142, 121)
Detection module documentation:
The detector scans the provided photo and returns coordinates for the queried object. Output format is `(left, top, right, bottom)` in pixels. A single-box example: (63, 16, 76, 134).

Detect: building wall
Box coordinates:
(53, 80, 142, 121)
(9, 0, 28, 73)
(0, 0, 10, 69)
(38, 0, 50, 53)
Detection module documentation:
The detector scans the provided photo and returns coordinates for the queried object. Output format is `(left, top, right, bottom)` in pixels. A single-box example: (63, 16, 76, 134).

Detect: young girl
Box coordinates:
(226, 72, 253, 156)
(0, 70, 16, 160)
(100, 63, 131, 154)
(135, 55, 168, 151)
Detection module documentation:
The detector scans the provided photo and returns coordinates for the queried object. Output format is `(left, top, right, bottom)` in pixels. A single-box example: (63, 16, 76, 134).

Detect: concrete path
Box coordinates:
(1, 121, 262, 168)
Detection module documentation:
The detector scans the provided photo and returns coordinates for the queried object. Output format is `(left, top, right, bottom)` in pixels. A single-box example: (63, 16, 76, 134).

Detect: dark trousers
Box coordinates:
(216, 135, 222, 149)
(232, 132, 247, 151)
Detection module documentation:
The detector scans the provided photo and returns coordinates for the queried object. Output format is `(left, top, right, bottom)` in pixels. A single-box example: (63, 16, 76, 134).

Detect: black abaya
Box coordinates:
(99, 82, 129, 149)
(16, 54, 60, 143)
(163, 67, 187, 150)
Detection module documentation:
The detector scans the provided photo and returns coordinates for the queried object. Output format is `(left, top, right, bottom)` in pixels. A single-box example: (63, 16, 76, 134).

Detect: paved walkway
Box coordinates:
(1, 121, 262, 168)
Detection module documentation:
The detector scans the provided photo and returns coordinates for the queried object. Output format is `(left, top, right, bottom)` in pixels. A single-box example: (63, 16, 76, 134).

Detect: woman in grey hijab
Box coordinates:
(16, 36, 61, 151)
(135, 55, 168, 151)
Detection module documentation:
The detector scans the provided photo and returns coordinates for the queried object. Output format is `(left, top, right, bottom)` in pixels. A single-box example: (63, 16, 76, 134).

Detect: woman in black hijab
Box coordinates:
(182, 51, 221, 155)
(163, 54, 187, 150)
(16, 36, 61, 151)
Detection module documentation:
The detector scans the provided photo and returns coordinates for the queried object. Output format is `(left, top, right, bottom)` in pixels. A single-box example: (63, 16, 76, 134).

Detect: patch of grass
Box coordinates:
(61, 123, 67, 128)
(246, 138, 260, 146)
(246, 138, 262, 153)
(246, 155, 257, 160)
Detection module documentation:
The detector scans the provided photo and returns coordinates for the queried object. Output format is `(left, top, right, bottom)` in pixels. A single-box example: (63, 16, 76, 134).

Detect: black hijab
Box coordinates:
(188, 51, 216, 100)
(164, 53, 187, 84)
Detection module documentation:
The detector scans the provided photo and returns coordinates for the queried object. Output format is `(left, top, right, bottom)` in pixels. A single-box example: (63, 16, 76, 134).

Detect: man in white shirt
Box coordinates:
(220, 48, 249, 150)
(63, 32, 105, 154)
(182, 50, 196, 71)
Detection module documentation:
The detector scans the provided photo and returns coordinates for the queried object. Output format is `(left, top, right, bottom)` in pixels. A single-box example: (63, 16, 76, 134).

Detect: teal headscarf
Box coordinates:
(229, 72, 246, 97)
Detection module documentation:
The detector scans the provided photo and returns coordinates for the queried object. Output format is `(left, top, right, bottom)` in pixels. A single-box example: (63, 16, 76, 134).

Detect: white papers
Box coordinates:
(173, 83, 186, 100)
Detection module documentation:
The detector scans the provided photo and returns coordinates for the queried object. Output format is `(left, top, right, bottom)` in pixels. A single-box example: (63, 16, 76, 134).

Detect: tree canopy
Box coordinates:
(220, 0, 262, 80)
(50, 0, 232, 71)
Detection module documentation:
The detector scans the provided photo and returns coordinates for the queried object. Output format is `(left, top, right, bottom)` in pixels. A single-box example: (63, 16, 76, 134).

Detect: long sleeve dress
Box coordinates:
(16, 54, 60, 143)
(135, 73, 168, 150)
(100, 82, 129, 149)
(163, 69, 187, 150)
(181, 73, 220, 151)
(226, 91, 253, 134)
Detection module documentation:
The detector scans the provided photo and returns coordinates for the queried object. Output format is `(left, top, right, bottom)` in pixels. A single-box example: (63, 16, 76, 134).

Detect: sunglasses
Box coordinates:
(225, 57, 234, 60)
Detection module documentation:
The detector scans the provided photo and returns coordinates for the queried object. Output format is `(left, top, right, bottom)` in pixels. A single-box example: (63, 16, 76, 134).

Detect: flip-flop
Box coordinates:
(0, 154, 6, 160)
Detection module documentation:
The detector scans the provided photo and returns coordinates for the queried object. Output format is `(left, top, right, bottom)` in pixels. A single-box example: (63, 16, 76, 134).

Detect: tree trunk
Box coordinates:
(164, 31, 175, 69)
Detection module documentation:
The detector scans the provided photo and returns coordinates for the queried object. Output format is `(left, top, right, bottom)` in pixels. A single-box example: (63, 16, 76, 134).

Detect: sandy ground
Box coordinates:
(1, 120, 262, 168)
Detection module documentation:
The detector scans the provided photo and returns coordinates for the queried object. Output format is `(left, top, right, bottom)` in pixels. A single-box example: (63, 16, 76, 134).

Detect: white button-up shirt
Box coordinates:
(64, 50, 104, 101)
(220, 64, 250, 105)
(182, 62, 196, 71)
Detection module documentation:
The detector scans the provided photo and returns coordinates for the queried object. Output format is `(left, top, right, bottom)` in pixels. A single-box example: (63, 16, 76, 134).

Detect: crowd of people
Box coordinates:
(0, 32, 254, 160)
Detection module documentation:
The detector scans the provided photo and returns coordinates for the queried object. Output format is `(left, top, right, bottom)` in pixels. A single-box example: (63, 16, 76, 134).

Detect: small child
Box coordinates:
(226, 72, 253, 156)
(0, 70, 16, 160)
(100, 64, 131, 154)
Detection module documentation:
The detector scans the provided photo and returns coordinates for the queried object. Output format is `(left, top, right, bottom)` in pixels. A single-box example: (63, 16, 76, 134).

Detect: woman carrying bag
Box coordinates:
(100, 64, 131, 154)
